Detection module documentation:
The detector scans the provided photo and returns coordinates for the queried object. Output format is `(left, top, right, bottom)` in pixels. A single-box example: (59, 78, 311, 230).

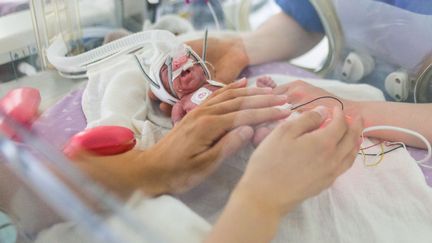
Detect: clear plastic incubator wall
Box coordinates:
(0, 1, 284, 242)
(0, 0, 432, 243)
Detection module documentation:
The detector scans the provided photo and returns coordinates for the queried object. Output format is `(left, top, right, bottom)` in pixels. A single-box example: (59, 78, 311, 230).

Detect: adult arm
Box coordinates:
(242, 12, 324, 65)
(273, 80, 432, 148)
(350, 101, 432, 148)
(186, 12, 323, 84)
(207, 106, 363, 242)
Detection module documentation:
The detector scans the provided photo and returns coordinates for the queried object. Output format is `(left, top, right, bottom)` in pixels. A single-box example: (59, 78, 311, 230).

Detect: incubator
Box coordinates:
(0, 0, 431, 242)
(0, 1, 273, 242)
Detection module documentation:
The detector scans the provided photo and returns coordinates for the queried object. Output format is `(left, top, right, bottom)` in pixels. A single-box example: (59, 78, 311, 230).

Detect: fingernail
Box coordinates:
(275, 103, 292, 111)
(312, 106, 328, 120)
(236, 77, 247, 84)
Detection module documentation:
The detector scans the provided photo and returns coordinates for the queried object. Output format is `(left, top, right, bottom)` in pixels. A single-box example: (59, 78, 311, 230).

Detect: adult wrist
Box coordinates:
(133, 149, 172, 196)
(228, 185, 283, 235)
(240, 32, 258, 66)
(231, 36, 250, 69)
(344, 99, 363, 121)
(232, 180, 291, 221)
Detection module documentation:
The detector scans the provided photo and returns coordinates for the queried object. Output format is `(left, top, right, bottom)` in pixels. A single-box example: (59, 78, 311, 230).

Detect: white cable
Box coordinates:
(206, 1, 221, 30)
(363, 125, 432, 168)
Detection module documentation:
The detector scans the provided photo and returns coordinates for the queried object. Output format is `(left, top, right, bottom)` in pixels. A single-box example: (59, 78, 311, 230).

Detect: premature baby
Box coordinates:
(158, 55, 277, 124)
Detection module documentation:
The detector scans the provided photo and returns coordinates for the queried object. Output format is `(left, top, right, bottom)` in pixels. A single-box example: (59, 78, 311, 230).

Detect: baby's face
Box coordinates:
(160, 56, 207, 99)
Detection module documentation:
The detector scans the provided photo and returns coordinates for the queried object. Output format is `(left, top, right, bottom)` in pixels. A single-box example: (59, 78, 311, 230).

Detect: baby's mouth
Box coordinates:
(179, 70, 196, 90)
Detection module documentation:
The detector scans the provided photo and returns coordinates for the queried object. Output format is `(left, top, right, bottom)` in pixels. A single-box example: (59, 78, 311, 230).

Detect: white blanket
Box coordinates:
(81, 61, 432, 243)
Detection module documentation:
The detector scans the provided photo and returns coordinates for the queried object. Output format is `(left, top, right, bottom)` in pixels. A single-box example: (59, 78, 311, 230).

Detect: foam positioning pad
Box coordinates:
(63, 126, 136, 158)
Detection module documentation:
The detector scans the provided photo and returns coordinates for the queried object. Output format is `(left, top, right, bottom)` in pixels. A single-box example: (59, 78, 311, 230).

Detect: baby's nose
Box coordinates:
(172, 55, 188, 71)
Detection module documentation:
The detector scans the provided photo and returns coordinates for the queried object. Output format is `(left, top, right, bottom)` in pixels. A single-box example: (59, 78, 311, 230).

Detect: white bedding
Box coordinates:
(76, 63, 432, 243)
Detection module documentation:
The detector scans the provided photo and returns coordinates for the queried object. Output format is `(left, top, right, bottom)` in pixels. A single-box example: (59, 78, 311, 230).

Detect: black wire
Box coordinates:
(291, 96, 344, 111)
(358, 145, 404, 156)
(290, 96, 405, 157)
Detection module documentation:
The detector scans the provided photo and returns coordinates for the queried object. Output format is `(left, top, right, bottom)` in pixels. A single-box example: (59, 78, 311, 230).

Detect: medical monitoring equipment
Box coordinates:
(1, 0, 432, 242)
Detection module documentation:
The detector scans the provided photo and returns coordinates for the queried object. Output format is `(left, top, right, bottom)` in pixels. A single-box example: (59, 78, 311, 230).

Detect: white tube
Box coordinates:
(363, 125, 432, 168)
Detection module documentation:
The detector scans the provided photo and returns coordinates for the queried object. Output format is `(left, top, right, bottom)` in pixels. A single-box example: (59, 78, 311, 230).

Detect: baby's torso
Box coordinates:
(181, 84, 220, 112)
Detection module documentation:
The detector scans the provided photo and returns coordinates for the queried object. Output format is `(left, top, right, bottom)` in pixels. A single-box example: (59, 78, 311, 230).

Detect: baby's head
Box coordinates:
(159, 49, 207, 99)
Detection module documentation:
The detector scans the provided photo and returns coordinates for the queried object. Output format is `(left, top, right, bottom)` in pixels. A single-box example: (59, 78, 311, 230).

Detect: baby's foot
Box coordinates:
(256, 76, 277, 89)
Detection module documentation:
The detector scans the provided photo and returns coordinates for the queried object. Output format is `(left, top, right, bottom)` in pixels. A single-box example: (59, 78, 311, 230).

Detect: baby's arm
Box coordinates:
(171, 101, 187, 125)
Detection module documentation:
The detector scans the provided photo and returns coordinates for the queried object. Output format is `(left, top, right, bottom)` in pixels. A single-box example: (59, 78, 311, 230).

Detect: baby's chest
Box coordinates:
(183, 86, 217, 111)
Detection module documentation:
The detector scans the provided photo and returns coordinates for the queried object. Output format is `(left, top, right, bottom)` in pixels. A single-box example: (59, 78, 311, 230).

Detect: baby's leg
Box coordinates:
(256, 76, 277, 89)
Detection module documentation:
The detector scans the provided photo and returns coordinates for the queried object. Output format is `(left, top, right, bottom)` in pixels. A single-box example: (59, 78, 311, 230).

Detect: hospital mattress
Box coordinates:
(32, 62, 432, 186)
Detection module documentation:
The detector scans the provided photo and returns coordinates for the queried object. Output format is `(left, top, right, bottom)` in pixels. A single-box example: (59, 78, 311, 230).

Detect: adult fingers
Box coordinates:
(196, 126, 254, 168)
(204, 86, 273, 107)
(276, 106, 327, 138)
(179, 107, 286, 149)
(335, 142, 361, 178)
(182, 126, 254, 190)
(334, 116, 363, 164)
(209, 94, 288, 114)
(218, 107, 291, 130)
(311, 107, 348, 144)
(205, 78, 248, 101)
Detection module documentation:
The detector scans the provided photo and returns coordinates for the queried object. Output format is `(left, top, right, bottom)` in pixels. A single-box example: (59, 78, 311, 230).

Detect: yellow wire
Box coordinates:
(365, 142, 385, 167)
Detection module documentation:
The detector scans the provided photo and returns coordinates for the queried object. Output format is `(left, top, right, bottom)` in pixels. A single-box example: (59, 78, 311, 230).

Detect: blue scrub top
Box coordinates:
(275, 0, 432, 33)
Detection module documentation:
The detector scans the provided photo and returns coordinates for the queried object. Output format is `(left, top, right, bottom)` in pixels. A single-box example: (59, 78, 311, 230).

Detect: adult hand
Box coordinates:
(272, 80, 357, 116)
(186, 37, 249, 84)
(146, 78, 291, 194)
(76, 78, 291, 197)
(235, 106, 363, 217)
